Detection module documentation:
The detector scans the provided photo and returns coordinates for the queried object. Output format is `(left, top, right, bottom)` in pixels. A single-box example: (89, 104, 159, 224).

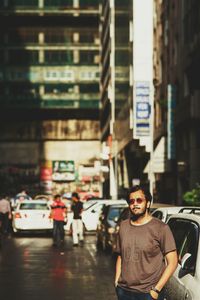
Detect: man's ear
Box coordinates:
(147, 201, 151, 209)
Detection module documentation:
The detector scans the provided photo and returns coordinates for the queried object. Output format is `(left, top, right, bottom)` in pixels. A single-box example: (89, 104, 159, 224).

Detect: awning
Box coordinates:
(143, 137, 166, 174)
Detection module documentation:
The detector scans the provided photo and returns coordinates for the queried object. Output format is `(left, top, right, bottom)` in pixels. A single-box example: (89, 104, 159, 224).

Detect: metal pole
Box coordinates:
(149, 82, 155, 201)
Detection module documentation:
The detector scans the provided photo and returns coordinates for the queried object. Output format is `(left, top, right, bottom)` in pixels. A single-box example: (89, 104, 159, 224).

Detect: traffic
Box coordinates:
(0, 190, 200, 300)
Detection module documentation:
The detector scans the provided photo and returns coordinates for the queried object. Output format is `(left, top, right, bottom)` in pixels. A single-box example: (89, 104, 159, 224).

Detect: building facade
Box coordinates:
(100, 0, 154, 199)
(0, 0, 101, 197)
(153, 0, 200, 203)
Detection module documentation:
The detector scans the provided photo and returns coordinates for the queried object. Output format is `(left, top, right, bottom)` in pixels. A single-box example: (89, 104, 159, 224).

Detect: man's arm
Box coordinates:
(150, 250, 178, 299)
(115, 255, 122, 287)
(7, 201, 12, 219)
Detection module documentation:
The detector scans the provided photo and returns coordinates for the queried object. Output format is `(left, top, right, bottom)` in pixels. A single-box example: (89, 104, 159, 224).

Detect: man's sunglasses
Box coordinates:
(128, 197, 145, 205)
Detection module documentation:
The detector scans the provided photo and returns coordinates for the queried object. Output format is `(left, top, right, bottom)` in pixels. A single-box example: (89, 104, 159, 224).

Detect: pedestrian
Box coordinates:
(71, 192, 84, 247)
(114, 185, 178, 300)
(14, 190, 32, 206)
(0, 196, 12, 235)
(51, 194, 67, 246)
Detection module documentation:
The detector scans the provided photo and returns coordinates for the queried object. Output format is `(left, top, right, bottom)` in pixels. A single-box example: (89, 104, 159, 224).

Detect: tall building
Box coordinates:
(100, 0, 154, 199)
(153, 0, 200, 203)
(0, 0, 101, 197)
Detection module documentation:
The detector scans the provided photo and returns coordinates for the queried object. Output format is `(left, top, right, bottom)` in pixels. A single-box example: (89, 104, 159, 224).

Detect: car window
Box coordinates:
(118, 207, 130, 223)
(168, 218, 199, 274)
(152, 210, 163, 220)
(107, 207, 125, 221)
(19, 203, 49, 210)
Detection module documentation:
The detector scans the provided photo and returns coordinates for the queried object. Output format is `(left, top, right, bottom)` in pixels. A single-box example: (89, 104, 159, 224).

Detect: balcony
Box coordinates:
(0, 0, 99, 16)
(0, 66, 100, 84)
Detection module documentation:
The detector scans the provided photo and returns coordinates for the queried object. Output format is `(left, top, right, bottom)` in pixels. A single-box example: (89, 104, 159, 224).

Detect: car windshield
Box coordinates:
(19, 203, 49, 210)
(108, 207, 125, 221)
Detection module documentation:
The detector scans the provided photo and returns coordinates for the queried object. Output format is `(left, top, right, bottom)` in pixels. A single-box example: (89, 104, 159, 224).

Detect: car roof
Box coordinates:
(152, 206, 184, 213)
(168, 212, 200, 224)
(83, 199, 127, 211)
(34, 195, 50, 200)
(18, 199, 48, 204)
(151, 202, 175, 208)
(92, 199, 126, 204)
(102, 203, 127, 209)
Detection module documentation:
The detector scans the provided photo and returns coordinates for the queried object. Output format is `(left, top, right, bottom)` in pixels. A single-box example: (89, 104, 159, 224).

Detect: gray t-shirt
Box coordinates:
(116, 217, 176, 293)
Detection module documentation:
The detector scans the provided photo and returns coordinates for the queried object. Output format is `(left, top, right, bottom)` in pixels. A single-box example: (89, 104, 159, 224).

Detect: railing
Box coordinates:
(179, 207, 200, 215)
(0, 0, 99, 12)
(0, 67, 100, 83)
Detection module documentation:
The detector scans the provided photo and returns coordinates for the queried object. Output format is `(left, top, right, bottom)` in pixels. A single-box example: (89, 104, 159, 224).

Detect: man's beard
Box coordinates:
(130, 205, 148, 221)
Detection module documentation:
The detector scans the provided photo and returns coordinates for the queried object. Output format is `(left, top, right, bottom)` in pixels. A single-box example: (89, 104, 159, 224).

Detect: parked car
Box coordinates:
(151, 206, 184, 223)
(64, 199, 127, 232)
(165, 207, 200, 300)
(152, 206, 200, 223)
(12, 199, 53, 233)
(82, 199, 104, 210)
(111, 206, 130, 254)
(96, 202, 128, 251)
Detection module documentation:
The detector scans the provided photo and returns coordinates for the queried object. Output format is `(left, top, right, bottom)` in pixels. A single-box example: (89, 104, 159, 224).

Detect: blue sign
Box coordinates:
(134, 81, 151, 136)
(167, 84, 176, 159)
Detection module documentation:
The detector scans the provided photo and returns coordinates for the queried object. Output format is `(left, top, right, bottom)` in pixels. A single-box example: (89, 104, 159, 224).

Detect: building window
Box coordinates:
(45, 51, 73, 65)
(45, 30, 73, 44)
(8, 50, 38, 65)
(79, 51, 99, 65)
(8, 0, 38, 6)
(44, 0, 73, 7)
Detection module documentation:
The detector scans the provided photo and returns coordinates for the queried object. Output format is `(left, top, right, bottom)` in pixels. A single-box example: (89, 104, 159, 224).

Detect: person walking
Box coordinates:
(114, 185, 178, 300)
(0, 196, 12, 235)
(51, 194, 67, 246)
(71, 192, 84, 247)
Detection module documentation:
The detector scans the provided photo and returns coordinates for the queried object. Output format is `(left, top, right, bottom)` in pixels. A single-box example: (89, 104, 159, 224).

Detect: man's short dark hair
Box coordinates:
(54, 194, 61, 199)
(72, 192, 79, 199)
(126, 185, 152, 203)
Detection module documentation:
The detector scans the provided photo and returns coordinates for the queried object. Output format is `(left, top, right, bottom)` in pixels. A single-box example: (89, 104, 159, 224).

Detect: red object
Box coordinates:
(51, 200, 66, 221)
(15, 212, 22, 219)
(40, 167, 52, 181)
(81, 175, 92, 182)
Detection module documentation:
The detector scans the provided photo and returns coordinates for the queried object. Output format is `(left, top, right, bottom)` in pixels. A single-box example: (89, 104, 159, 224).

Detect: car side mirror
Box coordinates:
(114, 216, 118, 223)
(181, 253, 192, 270)
(99, 214, 105, 221)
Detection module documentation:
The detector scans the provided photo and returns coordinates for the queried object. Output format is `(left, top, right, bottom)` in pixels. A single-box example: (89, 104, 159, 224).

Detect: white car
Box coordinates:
(165, 208, 200, 300)
(152, 206, 200, 223)
(65, 199, 127, 232)
(12, 200, 53, 233)
(151, 206, 184, 223)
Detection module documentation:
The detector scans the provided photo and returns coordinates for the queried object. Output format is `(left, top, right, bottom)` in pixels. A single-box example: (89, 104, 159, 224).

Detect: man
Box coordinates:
(51, 194, 67, 246)
(14, 190, 31, 206)
(0, 196, 12, 235)
(71, 192, 84, 247)
(115, 185, 178, 300)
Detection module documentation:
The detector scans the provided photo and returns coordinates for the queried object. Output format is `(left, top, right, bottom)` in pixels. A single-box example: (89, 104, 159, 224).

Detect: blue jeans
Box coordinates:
(116, 286, 165, 300)
(53, 220, 65, 244)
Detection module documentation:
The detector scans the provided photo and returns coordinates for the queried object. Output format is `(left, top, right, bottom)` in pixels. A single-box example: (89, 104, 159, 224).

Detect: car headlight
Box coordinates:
(108, 227, 115, 234)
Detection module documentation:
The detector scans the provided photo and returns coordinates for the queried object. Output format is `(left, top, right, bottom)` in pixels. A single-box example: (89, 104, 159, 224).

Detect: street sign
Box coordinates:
(52, 161, 75, 173)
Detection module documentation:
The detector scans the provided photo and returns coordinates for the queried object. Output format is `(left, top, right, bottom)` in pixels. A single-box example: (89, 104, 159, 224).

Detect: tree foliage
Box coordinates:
(183, 184, 200, 206)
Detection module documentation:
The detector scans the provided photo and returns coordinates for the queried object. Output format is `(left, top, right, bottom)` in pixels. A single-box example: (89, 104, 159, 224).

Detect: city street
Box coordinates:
(0, 233, 117, 300)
